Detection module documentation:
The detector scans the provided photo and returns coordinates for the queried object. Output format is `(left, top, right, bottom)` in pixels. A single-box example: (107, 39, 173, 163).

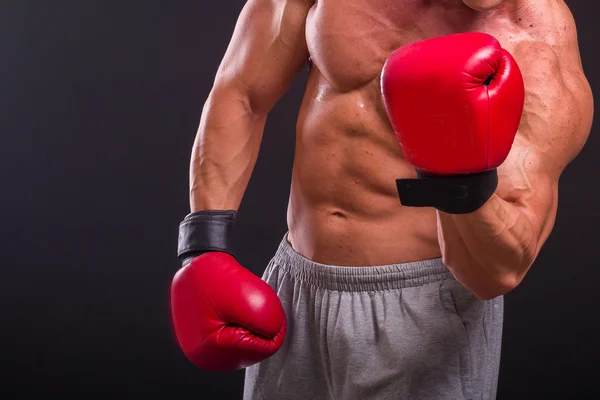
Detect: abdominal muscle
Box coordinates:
(284, 0, 571, 266)
(286, 71, 441, 266)
(284, 0, 468, 266)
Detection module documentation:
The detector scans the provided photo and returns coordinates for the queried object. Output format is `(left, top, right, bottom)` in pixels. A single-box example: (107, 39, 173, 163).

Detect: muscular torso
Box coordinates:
(287, 0, 579, 266)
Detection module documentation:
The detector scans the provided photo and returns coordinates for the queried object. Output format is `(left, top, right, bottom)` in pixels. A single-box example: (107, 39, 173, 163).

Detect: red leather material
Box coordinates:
(171, 252, 286, 371)
(381, 32, 525, 175)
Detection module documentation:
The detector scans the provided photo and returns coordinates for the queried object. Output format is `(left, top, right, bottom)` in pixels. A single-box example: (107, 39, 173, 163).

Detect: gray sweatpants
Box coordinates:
(244, 236, 503, 400)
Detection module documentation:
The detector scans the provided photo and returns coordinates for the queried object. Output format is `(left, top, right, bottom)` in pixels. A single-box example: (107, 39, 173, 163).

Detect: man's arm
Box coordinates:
(190, 0, 313, 211)
(437, 8, 594, 300)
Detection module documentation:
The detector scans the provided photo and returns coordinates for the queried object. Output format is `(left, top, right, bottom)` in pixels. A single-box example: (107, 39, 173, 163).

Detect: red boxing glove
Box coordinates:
(171, 252, 286, 371)
(381, 32, 525, 214)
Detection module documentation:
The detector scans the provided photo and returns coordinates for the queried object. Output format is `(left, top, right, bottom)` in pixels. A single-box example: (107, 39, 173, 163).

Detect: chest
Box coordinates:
(305, 0, 520, 91)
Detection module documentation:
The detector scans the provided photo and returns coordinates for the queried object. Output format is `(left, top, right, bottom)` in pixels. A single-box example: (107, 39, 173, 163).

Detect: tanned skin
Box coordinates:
(190, 0, 593, 300)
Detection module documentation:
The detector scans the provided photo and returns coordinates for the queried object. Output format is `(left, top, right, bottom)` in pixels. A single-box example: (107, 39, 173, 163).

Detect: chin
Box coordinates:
(462, 0, 504, 11)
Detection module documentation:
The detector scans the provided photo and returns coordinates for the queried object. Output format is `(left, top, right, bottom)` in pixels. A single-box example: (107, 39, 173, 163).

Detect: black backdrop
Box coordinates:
(1, 1, 598, 399)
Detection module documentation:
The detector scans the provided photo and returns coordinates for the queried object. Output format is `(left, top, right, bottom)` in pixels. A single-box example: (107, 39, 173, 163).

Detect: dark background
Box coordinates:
(1, 1, 598, 399)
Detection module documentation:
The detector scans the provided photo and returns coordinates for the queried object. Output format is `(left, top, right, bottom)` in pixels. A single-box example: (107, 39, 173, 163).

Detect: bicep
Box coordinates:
(213, 0, 313, 115)
(497, 38, 593, 250)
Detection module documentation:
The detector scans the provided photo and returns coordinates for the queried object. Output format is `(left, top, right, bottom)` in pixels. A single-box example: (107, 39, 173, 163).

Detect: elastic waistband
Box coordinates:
(272, 234, 453, 292)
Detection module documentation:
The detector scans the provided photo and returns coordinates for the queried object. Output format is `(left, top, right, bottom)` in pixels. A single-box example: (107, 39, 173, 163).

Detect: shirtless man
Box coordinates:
(170, 0, 593, 399)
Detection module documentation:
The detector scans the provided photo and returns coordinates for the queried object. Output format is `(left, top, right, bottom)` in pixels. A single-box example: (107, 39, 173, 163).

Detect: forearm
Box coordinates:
(438, 45, 593, 300)
(437, 194, 538, 299)
(190, 88, 267, 211)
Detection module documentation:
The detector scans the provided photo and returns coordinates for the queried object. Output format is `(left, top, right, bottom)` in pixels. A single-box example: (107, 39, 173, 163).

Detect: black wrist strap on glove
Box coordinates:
(395, 169, 498, 214)
(177, 210, 237, 265)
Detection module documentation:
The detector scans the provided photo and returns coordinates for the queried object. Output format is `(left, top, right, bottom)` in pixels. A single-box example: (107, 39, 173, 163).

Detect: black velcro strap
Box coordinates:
(177, 210, 237, 263)
(396, 169, 498, 214)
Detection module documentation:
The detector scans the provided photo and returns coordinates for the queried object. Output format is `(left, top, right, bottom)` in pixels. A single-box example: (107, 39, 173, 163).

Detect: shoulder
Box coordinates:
(491, 1, 593, 174)
(478, 1, 578, 70)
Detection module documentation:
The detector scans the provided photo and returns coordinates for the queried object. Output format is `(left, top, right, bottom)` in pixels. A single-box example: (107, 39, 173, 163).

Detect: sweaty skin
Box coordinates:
(191, 0, 593, 298)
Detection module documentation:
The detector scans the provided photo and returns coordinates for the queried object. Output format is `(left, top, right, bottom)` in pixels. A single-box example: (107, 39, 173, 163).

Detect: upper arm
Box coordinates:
(497, 4, 594, 250)
(212, 0, 314, 115)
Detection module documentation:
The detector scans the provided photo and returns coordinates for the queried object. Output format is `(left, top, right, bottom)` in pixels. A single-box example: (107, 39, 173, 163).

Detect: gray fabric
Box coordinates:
(244, 235, 503, 400)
